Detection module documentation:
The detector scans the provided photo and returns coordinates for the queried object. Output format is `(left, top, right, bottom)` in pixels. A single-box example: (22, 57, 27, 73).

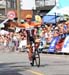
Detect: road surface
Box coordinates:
(0, 51, 69, 75)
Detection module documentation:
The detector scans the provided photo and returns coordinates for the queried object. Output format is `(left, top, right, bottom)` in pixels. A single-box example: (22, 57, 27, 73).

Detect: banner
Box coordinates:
(61, 35, 69, 53)
(48, 37, 59, 53)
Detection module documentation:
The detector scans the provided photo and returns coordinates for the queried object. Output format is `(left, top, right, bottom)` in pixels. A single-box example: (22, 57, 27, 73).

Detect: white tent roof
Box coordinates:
(46, 6, 60, 15)
(47, 0, 69, 16)
(57, 7, 69, 15)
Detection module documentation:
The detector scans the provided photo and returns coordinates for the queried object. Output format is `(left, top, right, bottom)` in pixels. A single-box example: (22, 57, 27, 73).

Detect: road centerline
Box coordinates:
(27, 70, 44, 75)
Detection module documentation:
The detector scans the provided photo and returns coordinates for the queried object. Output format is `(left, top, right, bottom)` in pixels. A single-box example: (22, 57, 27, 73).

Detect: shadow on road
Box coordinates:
(0, 62, 31, 75)
(0, 71, 22, 75)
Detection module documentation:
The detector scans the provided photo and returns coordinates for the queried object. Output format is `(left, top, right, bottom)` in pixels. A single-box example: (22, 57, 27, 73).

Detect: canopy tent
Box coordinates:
(46, 0, 60, 16)
(46, 6, 60, 16)
(47, 0, 69, 16)
(42, 15, 60, 24)
(57, 7, 69, 15)
(43, 0, 69, 24)
(55, 0, 69, 15)
(43, 0, 60, 24)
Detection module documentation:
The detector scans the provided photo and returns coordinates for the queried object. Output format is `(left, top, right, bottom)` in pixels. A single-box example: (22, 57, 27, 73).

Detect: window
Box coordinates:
(35, 0, 45, 7)
(35, 0, 55, 7)
(6, 0, 17, 9)
(0, 0, 6, 7)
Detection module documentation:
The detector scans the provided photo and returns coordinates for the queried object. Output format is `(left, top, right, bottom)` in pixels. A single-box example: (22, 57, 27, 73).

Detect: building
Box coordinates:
(0, 0, 6, 22)
(0, 0, 56, 21)
(35, 0, 56, 16)
(0, 0, 17, 22)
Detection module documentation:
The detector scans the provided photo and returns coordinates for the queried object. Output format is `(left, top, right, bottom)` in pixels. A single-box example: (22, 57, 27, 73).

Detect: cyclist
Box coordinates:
(20, 14, 41, 66)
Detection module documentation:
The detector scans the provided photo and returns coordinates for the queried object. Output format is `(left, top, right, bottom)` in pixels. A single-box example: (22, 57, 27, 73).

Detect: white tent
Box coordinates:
(57, 7, 69, 15)
(46, 6, 60, 16)
(46, 0, 60, 15)
(47, 0, 69, 16)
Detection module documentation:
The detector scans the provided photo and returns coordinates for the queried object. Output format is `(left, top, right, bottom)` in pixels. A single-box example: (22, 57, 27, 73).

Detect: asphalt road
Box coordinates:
(0, 51, 69, 75)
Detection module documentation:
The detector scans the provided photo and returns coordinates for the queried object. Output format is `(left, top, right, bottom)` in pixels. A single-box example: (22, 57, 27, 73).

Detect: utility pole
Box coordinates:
(55, 0, 56, 25)
(17, 0, 20, 23)
(44, 0, 45, 6)
(5, 0, 8, 16)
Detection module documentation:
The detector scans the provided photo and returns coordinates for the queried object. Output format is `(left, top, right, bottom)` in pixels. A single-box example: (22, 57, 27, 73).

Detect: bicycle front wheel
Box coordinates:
(34, 49, 40, 67)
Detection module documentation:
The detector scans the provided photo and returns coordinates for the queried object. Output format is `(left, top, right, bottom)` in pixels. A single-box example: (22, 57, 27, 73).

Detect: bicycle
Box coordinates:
(30, 39, 40, 67)
(23, 27, 40, 67)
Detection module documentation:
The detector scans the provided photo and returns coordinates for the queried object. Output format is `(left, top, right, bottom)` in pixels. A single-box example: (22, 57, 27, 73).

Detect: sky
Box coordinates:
(59, 0, 69, 8)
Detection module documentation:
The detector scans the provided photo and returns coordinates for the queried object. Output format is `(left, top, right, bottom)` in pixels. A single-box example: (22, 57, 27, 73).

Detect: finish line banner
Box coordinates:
(48, 37, 59, 53)
(62, 35, 69, 53)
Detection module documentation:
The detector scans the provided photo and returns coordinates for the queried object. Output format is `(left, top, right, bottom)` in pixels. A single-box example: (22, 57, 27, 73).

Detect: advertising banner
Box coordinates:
(48, 37, 59, 53)
(62, 36, 69, 53)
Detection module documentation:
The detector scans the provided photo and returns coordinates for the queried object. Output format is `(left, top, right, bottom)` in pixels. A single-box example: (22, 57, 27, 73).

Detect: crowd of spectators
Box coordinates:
(0, 17, 69, 52)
